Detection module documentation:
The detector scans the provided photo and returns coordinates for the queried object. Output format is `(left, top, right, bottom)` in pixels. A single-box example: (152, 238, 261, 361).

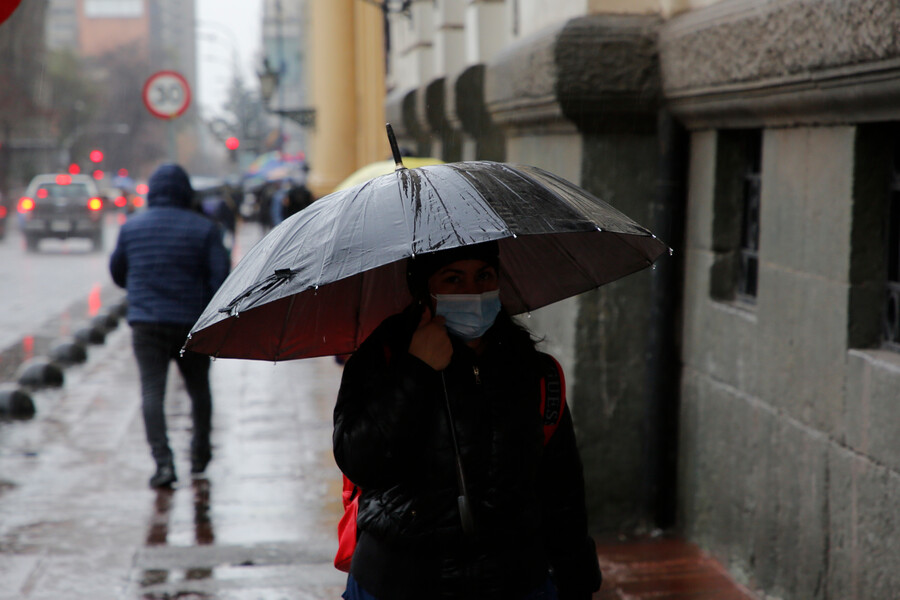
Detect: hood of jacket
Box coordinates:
(147, 163, 194, 209)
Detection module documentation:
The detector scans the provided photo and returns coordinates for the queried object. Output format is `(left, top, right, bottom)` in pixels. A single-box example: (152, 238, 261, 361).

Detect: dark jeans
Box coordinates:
(131, 323, 212, 466)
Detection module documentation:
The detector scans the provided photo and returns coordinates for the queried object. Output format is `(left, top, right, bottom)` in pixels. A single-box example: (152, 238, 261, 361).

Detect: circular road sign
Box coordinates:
(142, 70, 191, 120)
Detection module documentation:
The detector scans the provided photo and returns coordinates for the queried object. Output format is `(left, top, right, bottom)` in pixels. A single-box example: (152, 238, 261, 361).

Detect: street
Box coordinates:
(0, 213, 123, 352)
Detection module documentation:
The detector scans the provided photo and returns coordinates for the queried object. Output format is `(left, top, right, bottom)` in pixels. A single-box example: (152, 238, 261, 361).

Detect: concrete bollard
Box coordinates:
(111, 298, 129, 319)
(74, 322, 106, 345)
(0, 384, 36, 418)
(48, 338, 89, 366)
(91, 310, 119, 333)
(17, 357, 65, 388)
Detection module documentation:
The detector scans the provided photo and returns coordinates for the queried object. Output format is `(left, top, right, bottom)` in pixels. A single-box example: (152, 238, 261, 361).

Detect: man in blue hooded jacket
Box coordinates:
(110, 163, 230, 488)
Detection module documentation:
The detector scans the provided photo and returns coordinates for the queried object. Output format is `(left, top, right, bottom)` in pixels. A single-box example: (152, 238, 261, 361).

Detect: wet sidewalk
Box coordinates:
(0, 324, 760, 600)
(0, 222, 758, 599)
(594, 537, 758, 600)
(0, 322, 349, 599)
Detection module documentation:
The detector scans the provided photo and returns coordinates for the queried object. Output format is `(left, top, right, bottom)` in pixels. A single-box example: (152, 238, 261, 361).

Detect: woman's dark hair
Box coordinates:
(406, 241, 500, 300)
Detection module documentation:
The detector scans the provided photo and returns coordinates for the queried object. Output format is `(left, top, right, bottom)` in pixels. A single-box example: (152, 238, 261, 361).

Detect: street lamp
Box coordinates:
(256, 57, 316, 128)
(258, 58, 280, 105)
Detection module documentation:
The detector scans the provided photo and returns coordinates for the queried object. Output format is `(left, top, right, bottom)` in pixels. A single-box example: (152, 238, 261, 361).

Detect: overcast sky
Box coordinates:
(196, 0, 263, 117)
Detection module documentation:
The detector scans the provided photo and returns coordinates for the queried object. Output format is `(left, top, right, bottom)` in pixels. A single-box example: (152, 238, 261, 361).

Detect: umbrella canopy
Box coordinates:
(186, 160, 669, 361)
(333, 157, 443, 192)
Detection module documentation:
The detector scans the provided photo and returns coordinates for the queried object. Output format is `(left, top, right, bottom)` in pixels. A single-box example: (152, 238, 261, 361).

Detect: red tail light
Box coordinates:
(18, 197, 35, 213)
(133, 196, 145, 208)
(114, 195, 127, 208)
(0, 205, 7, 218)
(88, 197, 103, 211)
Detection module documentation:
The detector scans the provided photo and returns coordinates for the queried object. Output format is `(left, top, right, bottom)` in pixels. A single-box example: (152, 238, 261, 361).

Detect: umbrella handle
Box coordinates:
(385, 123, 406, 171)
(441, 372, 476, 537)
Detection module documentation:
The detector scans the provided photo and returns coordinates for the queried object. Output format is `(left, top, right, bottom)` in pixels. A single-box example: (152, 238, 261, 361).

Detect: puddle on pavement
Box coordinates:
(0, 284, 125, 384)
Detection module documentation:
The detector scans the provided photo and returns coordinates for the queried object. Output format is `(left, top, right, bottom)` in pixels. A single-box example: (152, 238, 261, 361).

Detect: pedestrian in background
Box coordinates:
(110, 163, 231, 488)
(333, 241, 602, 599)
(282, 180, 315, 220)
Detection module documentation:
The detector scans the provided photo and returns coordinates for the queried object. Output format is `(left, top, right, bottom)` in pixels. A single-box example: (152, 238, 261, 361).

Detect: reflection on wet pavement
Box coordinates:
(140, 482, 217, 596)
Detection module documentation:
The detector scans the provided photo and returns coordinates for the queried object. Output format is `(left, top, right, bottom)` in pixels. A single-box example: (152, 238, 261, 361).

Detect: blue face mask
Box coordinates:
(432, 290, 502, 341)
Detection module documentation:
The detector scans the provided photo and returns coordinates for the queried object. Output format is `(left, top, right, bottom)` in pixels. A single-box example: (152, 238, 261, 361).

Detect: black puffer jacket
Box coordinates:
(333, 305, 601, 600)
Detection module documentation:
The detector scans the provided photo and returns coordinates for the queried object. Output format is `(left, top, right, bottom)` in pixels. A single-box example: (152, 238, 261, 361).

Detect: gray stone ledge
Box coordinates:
(416, 77, 447, 135)
(660, 0, 900, 128)
(485, 14, 661, 133)
(384, 87, 421, 143)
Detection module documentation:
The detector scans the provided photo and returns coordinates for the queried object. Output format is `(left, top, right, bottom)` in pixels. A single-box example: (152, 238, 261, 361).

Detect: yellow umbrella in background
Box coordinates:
(333, 157, 444, 192)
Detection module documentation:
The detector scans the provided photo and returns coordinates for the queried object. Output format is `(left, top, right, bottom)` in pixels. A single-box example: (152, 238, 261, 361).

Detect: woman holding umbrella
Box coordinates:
(333, 240, 602, 600)
(186, 126, 667, 598)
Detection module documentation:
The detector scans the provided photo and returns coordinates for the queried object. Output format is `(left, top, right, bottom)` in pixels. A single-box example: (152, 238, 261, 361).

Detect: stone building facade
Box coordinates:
(378, 1, 900, 598)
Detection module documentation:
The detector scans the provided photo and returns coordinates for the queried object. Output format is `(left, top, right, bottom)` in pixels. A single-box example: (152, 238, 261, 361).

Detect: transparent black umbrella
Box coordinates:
(185, 125, 669, 361)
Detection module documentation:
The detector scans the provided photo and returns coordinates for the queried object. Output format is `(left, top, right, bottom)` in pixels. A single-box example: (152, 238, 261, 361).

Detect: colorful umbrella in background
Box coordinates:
(333, 157, 443, 192)
(245, 151, 283, 176)
(243, 151, 307, 190)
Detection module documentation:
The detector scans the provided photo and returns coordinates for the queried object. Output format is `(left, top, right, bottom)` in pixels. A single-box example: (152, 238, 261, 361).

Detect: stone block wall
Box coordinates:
(667, 2, 900, 597)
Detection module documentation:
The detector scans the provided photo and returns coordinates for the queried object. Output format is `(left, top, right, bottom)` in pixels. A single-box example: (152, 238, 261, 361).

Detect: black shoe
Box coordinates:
(191, 448, 211, 475)
(149, 463, 177, 488)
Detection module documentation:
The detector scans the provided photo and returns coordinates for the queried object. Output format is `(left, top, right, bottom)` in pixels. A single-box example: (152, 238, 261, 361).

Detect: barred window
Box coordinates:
(710, 129, 763, 305)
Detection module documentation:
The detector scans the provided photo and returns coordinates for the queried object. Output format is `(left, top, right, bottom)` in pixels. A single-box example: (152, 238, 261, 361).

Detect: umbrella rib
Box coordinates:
(307, 186, 363, 288)
(274, 293, 297, 361)
(611, 229, 668, 263)
(395, 169, 417, 254)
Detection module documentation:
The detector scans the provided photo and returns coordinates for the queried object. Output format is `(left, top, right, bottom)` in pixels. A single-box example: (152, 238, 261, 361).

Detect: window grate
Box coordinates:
(884, 168, 900, 351)
(737, 165, 762, 303)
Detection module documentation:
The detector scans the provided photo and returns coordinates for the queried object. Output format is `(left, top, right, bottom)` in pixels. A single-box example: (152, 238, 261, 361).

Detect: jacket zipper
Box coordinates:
(473, 365, 481, 385)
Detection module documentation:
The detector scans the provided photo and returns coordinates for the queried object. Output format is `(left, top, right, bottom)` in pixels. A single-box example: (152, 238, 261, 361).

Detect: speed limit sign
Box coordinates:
(143, 70, 191, 120)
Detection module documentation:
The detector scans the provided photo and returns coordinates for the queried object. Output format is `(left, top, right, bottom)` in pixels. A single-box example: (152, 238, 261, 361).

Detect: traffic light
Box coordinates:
(68, 163, 81, 175)
(225, 137, 239, 163)
(89, 150, 104, 163)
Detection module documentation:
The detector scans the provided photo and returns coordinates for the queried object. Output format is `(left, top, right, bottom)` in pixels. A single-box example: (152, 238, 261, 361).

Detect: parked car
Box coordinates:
(18, 173, 105, 251)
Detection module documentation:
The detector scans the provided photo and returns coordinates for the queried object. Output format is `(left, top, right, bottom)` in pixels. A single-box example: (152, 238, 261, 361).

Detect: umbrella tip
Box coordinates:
(386, 123, 406, 171)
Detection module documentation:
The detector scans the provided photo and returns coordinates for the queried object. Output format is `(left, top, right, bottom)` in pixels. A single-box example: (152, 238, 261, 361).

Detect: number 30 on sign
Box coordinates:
(142, 71, 192, 120)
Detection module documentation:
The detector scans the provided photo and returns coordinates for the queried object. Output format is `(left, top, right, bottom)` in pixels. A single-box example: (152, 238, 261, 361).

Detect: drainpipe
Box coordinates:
(643, 109, 688, 530)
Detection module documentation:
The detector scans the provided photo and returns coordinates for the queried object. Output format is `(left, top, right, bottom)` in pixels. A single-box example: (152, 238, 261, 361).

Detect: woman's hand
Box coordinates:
(408, 305, 453, 371)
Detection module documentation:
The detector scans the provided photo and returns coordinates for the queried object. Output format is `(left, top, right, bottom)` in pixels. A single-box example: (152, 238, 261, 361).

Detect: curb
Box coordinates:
(0, 296, 129, 419)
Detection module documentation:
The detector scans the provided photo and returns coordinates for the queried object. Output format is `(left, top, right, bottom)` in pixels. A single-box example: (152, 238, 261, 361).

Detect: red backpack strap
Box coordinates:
(334, 474, 359, 572)
(538, 353, 566, 445)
